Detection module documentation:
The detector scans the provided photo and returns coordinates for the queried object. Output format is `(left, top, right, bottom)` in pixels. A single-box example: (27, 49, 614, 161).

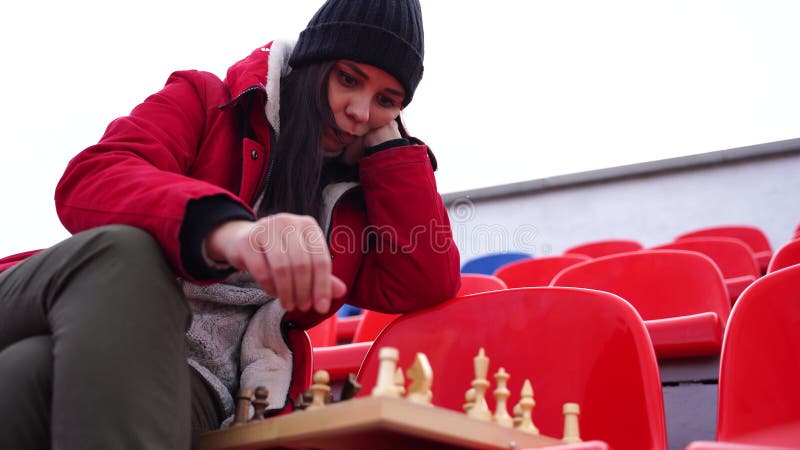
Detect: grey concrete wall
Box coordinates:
(444, 140, 800, 264)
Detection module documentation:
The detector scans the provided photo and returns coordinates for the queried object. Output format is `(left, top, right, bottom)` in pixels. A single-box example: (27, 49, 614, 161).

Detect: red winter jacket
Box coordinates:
(1, 42, 461, 329)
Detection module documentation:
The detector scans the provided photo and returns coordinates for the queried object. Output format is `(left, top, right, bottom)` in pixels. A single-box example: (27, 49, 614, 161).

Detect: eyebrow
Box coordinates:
(341, 61, 405, 99)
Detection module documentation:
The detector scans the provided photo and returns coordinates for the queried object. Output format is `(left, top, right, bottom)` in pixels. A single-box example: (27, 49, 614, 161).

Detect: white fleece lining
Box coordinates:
(264, 39, 296, 136)
(223, 299, 292, 426)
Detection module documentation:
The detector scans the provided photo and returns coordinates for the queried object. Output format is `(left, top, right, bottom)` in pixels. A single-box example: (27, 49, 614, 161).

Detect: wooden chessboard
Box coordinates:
(199, 395, 564, 450)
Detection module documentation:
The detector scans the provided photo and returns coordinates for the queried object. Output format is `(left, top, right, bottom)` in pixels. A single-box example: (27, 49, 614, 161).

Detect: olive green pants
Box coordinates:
(0, 225, 219, 449)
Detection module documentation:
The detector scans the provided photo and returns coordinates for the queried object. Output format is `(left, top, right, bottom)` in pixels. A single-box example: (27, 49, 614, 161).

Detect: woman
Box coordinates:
(0, 0, 461, 448)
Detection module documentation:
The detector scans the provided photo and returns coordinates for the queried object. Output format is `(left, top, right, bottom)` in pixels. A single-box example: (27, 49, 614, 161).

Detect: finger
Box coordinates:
(301, 225, 333, 314)
(313, 276, 347, 315)
(331, 275, 347, 299)
(286, 224, 314, 312)
(255, 216, 297, 311)
(267, 232, 296, 312)
(236, 236, 278, 298)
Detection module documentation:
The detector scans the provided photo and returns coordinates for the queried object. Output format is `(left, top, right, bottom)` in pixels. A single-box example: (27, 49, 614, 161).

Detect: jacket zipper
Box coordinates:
(218, 85, 264, 110)
(255, 128, 276, 210)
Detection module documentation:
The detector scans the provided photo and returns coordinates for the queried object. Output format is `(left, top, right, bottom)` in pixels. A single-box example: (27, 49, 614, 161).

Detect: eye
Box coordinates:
(338, 70, 357, 87)
(377, 94, 397, 108)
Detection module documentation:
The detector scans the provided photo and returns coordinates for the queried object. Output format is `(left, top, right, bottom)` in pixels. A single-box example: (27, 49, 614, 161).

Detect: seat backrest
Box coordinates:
(460, 252, 532, 275)
(285, 327, 313, 414)
(306, 315, 337, 347)
(676, 225, 772, 272)
(551, 250, 731, 323)
(357, 287, 668, 450)
(494, 254, 589, 288)
(352, 310, 399, 343)
(767, 238, 800, 273)
(677, 225, 772, 254)
(352, 274, 508, 343)
(564, 239, 643, 258)
(652, 237, 760, 279)
(715, 264, 800, 447)
(458, 273, 508, 295)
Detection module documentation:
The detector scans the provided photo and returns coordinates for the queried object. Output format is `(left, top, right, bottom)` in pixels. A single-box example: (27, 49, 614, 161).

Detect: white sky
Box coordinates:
(1, 0, 799, 256)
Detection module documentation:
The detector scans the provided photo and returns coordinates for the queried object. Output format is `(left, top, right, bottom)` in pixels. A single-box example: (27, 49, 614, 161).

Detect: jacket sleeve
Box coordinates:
(55, 70, 254, 283)
(346, 144, 461, 313)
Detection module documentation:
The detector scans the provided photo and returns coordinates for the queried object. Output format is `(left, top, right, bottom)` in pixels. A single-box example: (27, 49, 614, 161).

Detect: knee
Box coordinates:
(86, 225, 165, 267)
(66, 225, 188, 324)
(0, 335, 53, 396)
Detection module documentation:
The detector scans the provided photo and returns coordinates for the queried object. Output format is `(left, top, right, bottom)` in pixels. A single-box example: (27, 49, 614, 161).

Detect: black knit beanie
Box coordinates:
(289, 0, 424, 106)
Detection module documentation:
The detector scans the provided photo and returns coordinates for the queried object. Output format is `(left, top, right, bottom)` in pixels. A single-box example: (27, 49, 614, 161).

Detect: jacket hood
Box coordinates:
(223, 40, 296, 134)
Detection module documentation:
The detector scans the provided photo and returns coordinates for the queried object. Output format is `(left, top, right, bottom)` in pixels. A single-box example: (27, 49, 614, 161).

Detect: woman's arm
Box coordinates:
(346, 142, 461, 313)
(55, 70, 253, 282)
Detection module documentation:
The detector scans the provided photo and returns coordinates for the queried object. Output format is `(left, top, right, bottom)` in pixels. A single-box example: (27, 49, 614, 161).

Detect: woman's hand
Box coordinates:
(341, 119, 403, 165)
(363, 118, 401, 147)
(205, 214, 347, 314)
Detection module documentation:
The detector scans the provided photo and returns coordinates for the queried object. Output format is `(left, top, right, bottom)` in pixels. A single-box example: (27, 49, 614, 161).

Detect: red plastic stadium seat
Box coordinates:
(314, 273, 510, 383)
(652, 237, 760, 304)
(494, 254, 590, 288)
(284, 328, 312, 414)
(522, 442, 611, 450)
(458, 273, 508, 295)
(0, 249, 41, 273)
(460, 252, 532, 275)
(357, 287, 667, 450)
(306, 314, 338, 347)
(312, 341, 372, 381)
(676, 225, 772, 274)
(551, 250, 731, 359)
(351, 273, 507, 344)
(711, 264, 800, 448)
(767, 238, 800, 273)
(687, 442, 797, 450)
(352, 311, 399, 343)
(564, 239, 643, 258)
(335, 314, 362, 343)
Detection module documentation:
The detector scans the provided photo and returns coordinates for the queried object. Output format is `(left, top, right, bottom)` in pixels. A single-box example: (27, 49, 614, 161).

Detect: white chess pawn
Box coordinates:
(562, 402, 582, 443)
(372, 347, 401, 397)
(512, 402, 522, 428)
(467, 348, 492, 421)
(307, 370, 330, 410)
(463, 388, 477, 412)
(492, 367, 513, 427)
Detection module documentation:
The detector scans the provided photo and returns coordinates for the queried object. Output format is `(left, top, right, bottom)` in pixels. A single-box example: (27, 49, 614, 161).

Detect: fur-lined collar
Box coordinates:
(264, 39, 296, 136)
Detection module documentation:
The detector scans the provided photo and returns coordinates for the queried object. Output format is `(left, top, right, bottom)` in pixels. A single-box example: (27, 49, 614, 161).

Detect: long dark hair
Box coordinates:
(257, 61, 362, 222)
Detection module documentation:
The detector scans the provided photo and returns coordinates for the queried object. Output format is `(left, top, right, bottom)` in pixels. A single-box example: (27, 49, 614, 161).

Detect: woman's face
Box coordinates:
(322, 60, 405, 153)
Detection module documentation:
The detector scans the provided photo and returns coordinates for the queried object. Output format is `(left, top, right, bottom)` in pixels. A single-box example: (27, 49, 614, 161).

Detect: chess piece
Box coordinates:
(406, 352, 433, 405)
(463, 388, 477, 412)
(307, 370, 331, 410)
(251, 386, 269, 420)
(394, 367, 407, 396)
(512, 402, 523, 428)
(371, 347, 401, 397)
(492, 367, 513, 427)
(232, 388, 253, 427)
(341, 373, 362, 401)
(516, 379, 539, 435)
(467, 348, 492, 421)
(562, 402, 582, 444)
(295, 390, 312, 410)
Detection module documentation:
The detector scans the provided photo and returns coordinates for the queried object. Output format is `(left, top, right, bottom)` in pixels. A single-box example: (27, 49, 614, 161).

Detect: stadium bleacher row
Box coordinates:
(303, 224, 800, 450)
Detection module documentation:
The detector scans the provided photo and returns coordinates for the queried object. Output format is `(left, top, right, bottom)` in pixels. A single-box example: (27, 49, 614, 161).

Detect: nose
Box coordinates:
(345, 95, 370, 124)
